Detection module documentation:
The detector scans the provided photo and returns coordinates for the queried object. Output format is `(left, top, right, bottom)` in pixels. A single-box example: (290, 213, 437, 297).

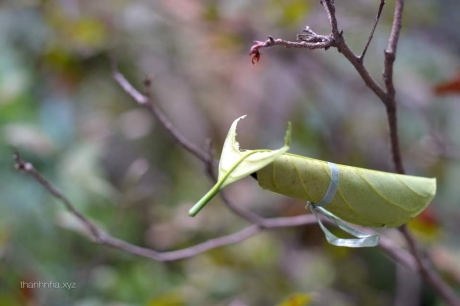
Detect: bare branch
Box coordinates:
(13, 148, 103, 241)
(249, 35, 333, 64)
(383, 0, 405, 174)
(399, 225, 460, 306)
(12, 148, 308, 261)
(383, 0, 404, 98)
(104, 225, 262, 262)
(250, 36, 333, 51)
(112, 70, 148, 105)
(14, 148, 417, 268)
(319, 0, 340, 37)
(249, 33, 388, 105)
(332, 40, 389, 104)
(359, 0, 386, 63)
(387, 105, 405, 174)
(327, 0, 458, 304)
(249, 0, 460, 304)
(112, 64, 211, 165)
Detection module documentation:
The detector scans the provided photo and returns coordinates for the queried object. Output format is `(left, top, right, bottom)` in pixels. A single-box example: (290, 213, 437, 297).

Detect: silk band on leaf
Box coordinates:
(307, 162, 380, 248)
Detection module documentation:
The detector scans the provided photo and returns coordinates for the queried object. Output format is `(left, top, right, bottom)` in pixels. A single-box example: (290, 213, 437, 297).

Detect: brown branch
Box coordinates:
(250, 36, 333, 51)
(249, 21, 388, 106)
(14, 149, 417, 267)
(386, 104, 405, 174)
(330, 0, 458, 304)
(383, 0, 405, 174)
(327, 0, 458, 304)
(113, 64, 265, 225)
(358, 0, 386, 63)
(110, 59, 416, 272)
(112, 64, 211, 165)
(249, 35, 333, 64)
(8, 148, 321, 262)
(12, 147, 309, 261)
(399, 226, 460, 306)
(13, 148, 103, 241)
(319, 0, 340, 37)
(319, 0, 390, 105)
(383, 0, 404, 99)
(332, 38, 389, 104)
(113, 64, 262, 225)
(249, 0, 460, 304)
(106, 225, 262, 262)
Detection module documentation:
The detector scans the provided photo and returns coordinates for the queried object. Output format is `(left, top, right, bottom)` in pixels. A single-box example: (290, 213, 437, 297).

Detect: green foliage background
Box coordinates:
(0, 0, 459, 305)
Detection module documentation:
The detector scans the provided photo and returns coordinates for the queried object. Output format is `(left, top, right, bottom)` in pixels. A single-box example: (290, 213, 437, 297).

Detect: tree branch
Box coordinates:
(110, 60, 417, 274)
(319, 0, 340, 37)
(383, 0, 403, 99)
(14, 148, 416, 266)
(112, 64, 211, 165)
(383, 0, 405, 174)
(249, 20, 389, 106)
(249, 0, 460, 304)
(359, 0, 386, 63)
(13, 148, 103, 241)
(399, 226, 460, 306)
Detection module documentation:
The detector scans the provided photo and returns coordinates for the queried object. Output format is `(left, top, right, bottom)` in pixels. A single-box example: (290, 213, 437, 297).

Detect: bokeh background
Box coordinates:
(1, 0, 460, 305)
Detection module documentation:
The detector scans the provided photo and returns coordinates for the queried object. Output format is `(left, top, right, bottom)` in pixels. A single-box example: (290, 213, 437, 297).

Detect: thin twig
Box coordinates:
(114, 64, 264, 225)
(359, 0, 386, 63)
(386, 105, 405, 174)
(13, 148, 416, 266)
(400, 226, 460, 306)
(249, 0, 460, 304)
(112, 64, 211, 165)
(333, 0, 458, 304)
(249, 36, 334, 64)
(331, 39, 389, 104)
(250, 36, 333, 52)
(319, 0, 340, 37)
(13, 148, 104, 242)
(248, 23, 388, 106)
(383, 0, 404, 98)
(383, 0, 405, 174)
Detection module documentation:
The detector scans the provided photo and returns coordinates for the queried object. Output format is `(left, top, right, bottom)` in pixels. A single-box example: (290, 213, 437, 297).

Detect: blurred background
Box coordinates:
(1, 0, 460, 305)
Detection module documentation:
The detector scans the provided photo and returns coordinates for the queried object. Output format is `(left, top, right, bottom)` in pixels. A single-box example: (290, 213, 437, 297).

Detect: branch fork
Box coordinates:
(248, 0, 460, 304)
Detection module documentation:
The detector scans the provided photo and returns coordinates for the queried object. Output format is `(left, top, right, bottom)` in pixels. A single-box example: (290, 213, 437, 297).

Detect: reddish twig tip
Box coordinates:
(249, 41, 265, 65)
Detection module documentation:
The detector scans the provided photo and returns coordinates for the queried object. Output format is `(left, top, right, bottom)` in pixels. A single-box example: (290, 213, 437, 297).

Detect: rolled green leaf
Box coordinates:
(190, 116, 436, 229)
(256, 154, 436, 227)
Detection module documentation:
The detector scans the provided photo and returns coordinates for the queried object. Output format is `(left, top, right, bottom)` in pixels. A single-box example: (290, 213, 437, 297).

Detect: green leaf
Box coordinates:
(257, 154, 436, 227)
(188, 115, 291, 216)
(190, 116, 436, 229)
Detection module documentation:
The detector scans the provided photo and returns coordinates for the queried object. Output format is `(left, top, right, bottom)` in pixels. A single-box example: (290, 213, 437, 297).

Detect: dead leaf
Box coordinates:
(434, 73, 460, 95)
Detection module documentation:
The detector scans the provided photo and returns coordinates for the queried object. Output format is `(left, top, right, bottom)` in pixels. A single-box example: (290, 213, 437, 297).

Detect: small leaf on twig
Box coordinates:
(188, 116, 291, 216)
(249, 41, 265, 65)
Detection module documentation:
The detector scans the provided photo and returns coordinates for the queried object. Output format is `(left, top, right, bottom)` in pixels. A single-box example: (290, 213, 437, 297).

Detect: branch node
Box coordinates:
(143, 76, 152, 89)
